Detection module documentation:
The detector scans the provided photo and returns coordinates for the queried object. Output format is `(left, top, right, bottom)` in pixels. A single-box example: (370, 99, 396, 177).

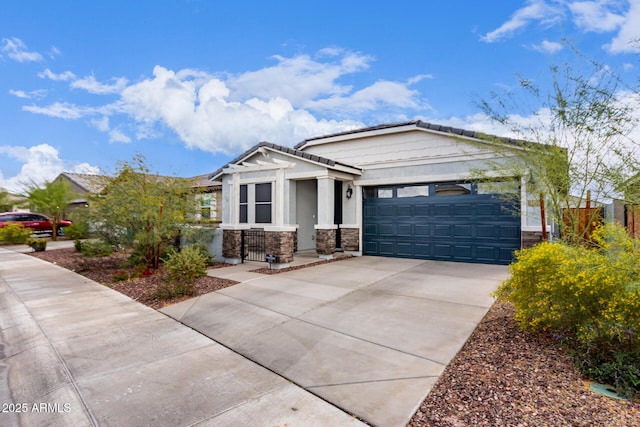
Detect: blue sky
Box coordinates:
(1, 0, 639, 193)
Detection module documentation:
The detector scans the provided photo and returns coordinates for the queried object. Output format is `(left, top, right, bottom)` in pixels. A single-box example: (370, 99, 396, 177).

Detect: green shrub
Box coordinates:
(0, 223, 32, 244)
(495, 223, 640, 397)
(65, 222, 89, 241)
(154, 281, 196, 299)
(80, 240, 113, 257)
(163, 245, 207, 284)
(26, 237, 47, 251)
(184, 243, 212, 265)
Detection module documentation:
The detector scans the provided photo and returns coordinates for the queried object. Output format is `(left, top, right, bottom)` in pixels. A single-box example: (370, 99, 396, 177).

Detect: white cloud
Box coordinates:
(306, 80, 424, 114)
(109, 129, 131, 143)
(22, 102, 93, 119)
(9, 89, 47, 99)
(484, 1, 640, 54)
(228, 52, 371, 106)
(72, 162, 101, 175)
(90, 116, 110, 132)
(481, 0, 563, 43)
(569, 0, 627, 32)
(70, 75, 128, 94)
(22, 50, 426, 154)
(38, 68, 76, 81)
(1, 37, 43, 62)
(0, 144, 99, 193)
(530, 39, 565, 53)
(606, 0, 640, 53)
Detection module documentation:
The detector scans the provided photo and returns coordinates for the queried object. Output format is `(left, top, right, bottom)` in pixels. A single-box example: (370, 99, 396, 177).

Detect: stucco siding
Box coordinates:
(304, 130, 493, 167)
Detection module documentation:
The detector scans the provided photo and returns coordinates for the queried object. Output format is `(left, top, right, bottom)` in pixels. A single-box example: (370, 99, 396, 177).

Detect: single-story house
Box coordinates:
(210, 120, 551, 267)
(55, 172, 222, 223)
(55, 172, 110, 212)
(191, 174, 222, 223)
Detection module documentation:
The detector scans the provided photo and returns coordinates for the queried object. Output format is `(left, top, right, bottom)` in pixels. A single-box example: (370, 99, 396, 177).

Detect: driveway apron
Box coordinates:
(161, 256, 509, 427)
(0, 248, 365, 427)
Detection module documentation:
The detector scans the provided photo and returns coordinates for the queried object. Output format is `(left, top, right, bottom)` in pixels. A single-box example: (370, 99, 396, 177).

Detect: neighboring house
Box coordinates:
(0, 191, 28, 212)
(610, 173, 640, 238)
(211, 120, 552, 268)
(191, 174, 222, 223)
(54, 172, 110, 212)
(55, 172, 222, 223)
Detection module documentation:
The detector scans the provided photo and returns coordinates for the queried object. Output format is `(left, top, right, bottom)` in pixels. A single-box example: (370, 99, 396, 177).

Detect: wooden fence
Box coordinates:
(627, 205, 640, 239)
(562, 207, 603, 241)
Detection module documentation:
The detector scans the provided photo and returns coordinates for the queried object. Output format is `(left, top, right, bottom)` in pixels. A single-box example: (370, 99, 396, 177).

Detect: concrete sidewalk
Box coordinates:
(162, 256, 509, 427)
(0, 248, 365, 427)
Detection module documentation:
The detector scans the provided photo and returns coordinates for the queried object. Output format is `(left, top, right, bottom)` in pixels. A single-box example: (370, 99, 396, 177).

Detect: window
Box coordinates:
(200, 194, 211, 220)
(255, 183, 272, 223)
(397, 185, 429, 198)
(435, 183, 472, 196)
(364, 187, 393, 198)
(239, 185, 248, 223)
(476, 181, 520, 195)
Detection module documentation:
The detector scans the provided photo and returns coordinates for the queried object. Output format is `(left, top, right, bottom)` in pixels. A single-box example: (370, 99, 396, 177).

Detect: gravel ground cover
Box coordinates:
(28, 247, 237, 309)
(26, 247, 639, 425)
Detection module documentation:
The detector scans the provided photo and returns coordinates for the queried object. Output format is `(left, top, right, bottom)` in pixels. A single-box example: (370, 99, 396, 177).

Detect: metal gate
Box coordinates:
(242, 229, 266, 262)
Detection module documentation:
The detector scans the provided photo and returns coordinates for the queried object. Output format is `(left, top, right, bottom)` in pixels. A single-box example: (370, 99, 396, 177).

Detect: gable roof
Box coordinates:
(209, 141, 361, 180)
(58, 172, 110, 194)
(294, 120, 528, 151)
(191, 174, 222, 189)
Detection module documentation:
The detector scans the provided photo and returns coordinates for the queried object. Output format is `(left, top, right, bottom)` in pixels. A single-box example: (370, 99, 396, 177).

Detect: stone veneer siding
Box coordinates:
(222, 230, 243, 259)
(265, 231, 295, 264)
(340, 228, 359, 251)
(316, 228, 336, 255)
(521, 231, 545, 249)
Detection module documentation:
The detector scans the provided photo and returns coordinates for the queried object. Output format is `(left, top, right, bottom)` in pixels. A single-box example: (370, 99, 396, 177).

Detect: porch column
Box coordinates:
(229, 172, 240, 225)
(315, 176, 337, 259)
(275, 167, 285, 226)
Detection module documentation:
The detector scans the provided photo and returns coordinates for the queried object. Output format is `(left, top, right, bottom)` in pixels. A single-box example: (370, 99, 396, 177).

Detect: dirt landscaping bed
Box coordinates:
(28, 247, 238, 309)
(26, 247, 638, 425)
(409, 301, 638, 427)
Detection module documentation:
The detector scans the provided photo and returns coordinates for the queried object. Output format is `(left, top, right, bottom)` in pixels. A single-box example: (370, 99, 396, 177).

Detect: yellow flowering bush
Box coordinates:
(495, 223, 640, 396)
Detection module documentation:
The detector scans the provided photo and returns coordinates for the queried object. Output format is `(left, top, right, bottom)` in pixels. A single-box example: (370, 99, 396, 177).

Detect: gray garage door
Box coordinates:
(363, 182, 521, 265)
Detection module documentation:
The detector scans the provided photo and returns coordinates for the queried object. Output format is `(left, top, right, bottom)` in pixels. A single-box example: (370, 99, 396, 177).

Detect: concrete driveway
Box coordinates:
(0, 248, 365, 427)
(161, 256, 509, 427)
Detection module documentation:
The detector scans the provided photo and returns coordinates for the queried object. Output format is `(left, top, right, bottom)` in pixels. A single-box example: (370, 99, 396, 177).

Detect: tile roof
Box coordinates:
(294, 120, 527, 149)
(208, 141, 361, 179)
(59, 172, 110, 194)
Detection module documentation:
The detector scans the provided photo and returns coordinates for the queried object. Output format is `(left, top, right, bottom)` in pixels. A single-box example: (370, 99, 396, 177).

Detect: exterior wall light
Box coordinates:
(346, 185, 353, 199)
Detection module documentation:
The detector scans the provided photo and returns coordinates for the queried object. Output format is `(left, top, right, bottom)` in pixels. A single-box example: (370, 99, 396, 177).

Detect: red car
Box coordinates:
(0, 212, 72, 236)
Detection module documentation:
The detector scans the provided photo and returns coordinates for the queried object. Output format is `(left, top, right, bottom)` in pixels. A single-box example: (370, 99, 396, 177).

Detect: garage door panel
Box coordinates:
(434, 224, 451, 237)
(396, 224, 412, 237)
(476, 246, 498, 262)
(414, 224, 430, 237)
(414, 243, 431, 257)
(414, 205, 430, 216)
(378, 205, 394, 216)
(453, 204, 473, 217)
(363, 184, 520, 265)
(433, 204, 452, 216)
(476, 203, 497, 216)
(396, 205, 412, 217)
(379, 224, 394, 236)
(500, 225, 520, 239)
(378, 241, 395, 256)
(395, 242, 413, 256)
(477, 225, 496, 239)
(453, 245, 473, 260)
(453, 224, 472, 238)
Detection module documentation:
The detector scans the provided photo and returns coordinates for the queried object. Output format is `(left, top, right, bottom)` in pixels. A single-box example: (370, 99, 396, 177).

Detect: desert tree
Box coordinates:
(472, 46, 639, 244)
(26, 179, 76, 240)
(88, 154, 198, 268)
